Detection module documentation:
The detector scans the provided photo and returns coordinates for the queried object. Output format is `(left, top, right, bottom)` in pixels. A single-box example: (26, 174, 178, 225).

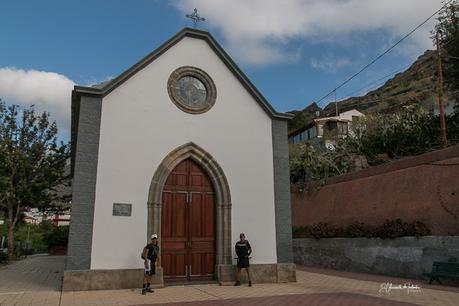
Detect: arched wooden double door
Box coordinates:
(161, 159, 216, 282)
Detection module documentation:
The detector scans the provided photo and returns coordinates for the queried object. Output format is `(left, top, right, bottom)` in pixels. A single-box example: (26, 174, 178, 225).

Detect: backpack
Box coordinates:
(141, 246, 147, 259)
(141, 245, 158, 260)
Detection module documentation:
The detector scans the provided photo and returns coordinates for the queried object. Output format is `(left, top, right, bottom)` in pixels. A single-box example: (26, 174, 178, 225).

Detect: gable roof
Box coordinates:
(73, 27, 293, 120)
(71, 28, 293, 175)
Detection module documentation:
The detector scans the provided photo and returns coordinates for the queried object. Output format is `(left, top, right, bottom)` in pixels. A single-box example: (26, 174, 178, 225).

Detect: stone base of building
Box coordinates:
(63, 263, 295, 291)
(63, 267, 164, 291)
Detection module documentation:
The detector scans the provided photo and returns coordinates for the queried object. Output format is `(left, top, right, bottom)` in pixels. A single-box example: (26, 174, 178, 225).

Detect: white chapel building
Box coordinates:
(65, 28, 295, 290)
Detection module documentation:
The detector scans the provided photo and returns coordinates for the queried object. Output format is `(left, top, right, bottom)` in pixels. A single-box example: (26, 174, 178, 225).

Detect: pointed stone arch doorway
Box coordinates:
(147, 143, 232, 283)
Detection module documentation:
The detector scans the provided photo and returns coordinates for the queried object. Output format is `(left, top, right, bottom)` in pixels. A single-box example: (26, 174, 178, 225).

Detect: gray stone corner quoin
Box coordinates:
(272, 119, 293, 263)
(67, 95, 102, 270)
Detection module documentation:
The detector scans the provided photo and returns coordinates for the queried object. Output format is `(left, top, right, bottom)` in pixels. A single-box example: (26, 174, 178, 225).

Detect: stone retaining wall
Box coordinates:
(293, 236, 459, 279)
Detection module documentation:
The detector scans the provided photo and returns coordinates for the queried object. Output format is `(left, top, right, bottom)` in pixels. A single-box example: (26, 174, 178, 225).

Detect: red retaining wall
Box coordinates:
(291, 145, 459, 235)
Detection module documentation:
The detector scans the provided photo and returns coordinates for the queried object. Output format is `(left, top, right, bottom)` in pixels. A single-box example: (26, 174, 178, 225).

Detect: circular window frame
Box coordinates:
(167, 66, 217, 114)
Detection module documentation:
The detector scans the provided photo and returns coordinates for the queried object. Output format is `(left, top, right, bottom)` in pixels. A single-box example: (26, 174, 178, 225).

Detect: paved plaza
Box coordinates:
(0, 255, 458, 306)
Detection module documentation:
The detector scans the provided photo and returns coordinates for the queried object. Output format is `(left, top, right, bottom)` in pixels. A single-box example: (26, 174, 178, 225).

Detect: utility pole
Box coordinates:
(334, 89, 338, 116)
(436, 30, 447, 148)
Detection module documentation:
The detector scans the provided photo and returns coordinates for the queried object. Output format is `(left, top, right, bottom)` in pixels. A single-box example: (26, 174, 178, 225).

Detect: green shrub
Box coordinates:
(345, 222, 378, 238)
(0, 221, 70, 256)
(292, 219, 431, 239)
(347, 106, 441, 163)
(411, 220, 432, 237)
(290, 143, 352, 184)
(43, 225, 69, 250)
(0, 251, 7, 263)
(32, 240, 49, 254)
(292, 226, 309, 238)
(377, 219, 431, 238)
(309, 222, 340, 239)
(377, 219, 406, 239)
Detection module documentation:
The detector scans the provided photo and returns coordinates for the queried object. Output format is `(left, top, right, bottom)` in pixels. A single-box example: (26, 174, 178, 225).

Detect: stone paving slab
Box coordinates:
(132, 292, 420, 306)
(295, 269, 459, 306)
(1, 255, 459, 306)
(298, 266, 459, 293)
(0, 255, 64, 306)
(0, 255, 64, 293)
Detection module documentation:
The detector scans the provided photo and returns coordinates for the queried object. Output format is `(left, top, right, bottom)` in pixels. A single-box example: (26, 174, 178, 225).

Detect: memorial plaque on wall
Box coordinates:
(113, 203, 132, 216)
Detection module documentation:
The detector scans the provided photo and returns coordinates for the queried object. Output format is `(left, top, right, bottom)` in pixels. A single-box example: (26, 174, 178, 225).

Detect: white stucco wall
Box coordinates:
(90, 37, 278, 269)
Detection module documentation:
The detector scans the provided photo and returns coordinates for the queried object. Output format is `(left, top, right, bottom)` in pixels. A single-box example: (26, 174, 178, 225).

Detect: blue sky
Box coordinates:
(0, 0, 443, 139)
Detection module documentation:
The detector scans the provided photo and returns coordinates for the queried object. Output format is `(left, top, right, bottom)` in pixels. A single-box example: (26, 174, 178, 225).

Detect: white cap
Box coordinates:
(151, 234, 158, 239)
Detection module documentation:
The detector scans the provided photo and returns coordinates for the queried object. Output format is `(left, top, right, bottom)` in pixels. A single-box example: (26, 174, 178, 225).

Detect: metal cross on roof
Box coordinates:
(186, 8, 205, 28)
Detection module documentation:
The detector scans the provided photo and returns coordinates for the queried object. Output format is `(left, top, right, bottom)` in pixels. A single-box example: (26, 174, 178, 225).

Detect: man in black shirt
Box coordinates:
(142, 234, 159, 295)
(234, 233, 252, 287)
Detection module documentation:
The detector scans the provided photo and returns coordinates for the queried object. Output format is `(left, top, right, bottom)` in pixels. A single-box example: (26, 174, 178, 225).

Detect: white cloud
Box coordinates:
(310, 55, 352, 73)
(82, 75, 114, 87)
(174, 0, 442, 65)
(0, 68, 75, 138)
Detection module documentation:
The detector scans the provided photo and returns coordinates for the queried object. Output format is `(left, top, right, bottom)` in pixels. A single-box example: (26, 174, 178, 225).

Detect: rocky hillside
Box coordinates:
(289, 50, 458, 132)
(287, 102, 322, 132)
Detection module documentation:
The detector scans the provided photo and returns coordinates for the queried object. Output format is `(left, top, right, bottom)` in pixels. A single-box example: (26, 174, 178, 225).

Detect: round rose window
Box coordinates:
(167, 66, 216, 114)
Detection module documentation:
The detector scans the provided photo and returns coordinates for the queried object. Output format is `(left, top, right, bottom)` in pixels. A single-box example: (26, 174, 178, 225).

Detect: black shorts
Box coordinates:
(237, 257, 250, 268)
(145, 266, 155, 276)
(144, 259, 156, 276)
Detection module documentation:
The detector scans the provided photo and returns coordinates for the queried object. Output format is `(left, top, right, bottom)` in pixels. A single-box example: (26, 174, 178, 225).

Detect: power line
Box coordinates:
(320, 27, 458, 108)
(322, 85, 434, 114)
(314, 0, 454, 106)
(319, 64, 413, 108)
(329, 48, 456, 108)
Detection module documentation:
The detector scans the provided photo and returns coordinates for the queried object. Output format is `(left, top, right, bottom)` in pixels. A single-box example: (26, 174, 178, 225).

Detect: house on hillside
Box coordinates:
(22, 208, 71, 226)
(288, 109, 365, 148)
(48, 211, 71, 226)
(23, 215, 39, 225)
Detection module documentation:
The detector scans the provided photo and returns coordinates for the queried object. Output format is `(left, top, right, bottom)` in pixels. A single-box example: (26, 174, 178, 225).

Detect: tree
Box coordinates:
(434, 0, 459, 94)
(0, 100, 69, 260)
(289, 143, 352, 184)
(344, 106, 440, 162)
(288, 106, 459, 184)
